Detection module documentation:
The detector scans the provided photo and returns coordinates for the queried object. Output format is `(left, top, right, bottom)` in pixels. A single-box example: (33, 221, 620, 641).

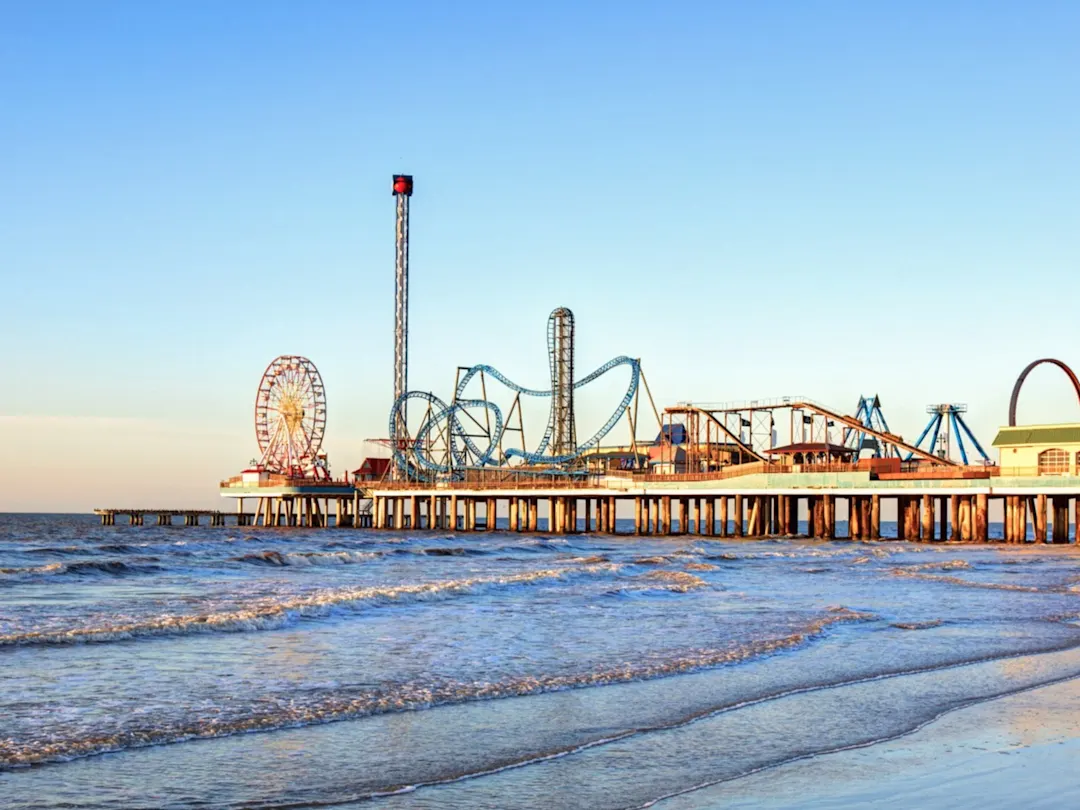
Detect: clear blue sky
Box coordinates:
(2, 1, 1078, 509)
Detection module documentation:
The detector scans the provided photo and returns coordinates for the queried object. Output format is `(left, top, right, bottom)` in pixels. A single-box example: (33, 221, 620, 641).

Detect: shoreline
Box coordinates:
(662, 668, 1080, 809)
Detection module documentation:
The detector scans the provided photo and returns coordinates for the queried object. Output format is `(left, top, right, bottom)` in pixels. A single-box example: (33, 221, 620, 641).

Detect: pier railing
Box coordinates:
(992, 466, 1079, 478)
(219, 474, 356, 489)
(365, 478, 604, 491)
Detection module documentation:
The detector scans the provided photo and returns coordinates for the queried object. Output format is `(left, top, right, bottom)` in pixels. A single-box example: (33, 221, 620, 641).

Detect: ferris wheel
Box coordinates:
(254, 355, 327, 476)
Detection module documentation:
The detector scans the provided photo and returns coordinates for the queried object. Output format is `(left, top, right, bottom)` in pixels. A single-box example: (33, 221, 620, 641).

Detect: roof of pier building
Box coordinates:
(992, 423, 1080, 477)
(655, 424, 688, 445)
(992, 424, 1080, 446)
(766, 442, 855, 459)
(353, 457, 391, 480)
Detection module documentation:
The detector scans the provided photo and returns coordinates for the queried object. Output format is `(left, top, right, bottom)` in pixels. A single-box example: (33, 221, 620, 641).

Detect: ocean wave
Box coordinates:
(889, 568, 1042, 592)
(641, 571, 708, 591)
(232, 549, 383, 567)
(0, 559, 162, 579)
(0, 563, 622, 647)
(563, 555, 610, 564)
(902, 559, 972, 572)
(682, 562, 716, 572)
(22, 546, 83, 556)
(0, 606, 871, 768)
(890, 620, 946, 630)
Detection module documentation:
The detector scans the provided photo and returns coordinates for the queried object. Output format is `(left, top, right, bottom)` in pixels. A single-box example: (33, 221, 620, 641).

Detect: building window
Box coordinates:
(1038, 448, 1069, 475)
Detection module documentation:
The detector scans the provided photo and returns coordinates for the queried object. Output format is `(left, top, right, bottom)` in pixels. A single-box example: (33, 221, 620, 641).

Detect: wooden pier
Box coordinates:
(94, 509, 236, 527)
(356, 467, 1080, 543)
(97, 460, 1080, 543)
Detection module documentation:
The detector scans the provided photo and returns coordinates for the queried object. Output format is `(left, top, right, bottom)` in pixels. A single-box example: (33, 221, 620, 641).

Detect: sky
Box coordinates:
(1, 1, 1078, 511)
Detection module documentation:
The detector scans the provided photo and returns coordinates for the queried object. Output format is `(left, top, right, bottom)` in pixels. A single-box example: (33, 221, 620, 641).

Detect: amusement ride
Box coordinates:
(254, 354, 329, 478)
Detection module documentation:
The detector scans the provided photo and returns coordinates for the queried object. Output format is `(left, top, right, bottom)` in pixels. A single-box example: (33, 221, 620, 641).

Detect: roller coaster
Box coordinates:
(389, 308, 651, 480)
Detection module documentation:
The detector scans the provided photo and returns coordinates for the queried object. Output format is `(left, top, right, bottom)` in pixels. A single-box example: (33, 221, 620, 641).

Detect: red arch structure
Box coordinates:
(1008, 358, 1080, 426)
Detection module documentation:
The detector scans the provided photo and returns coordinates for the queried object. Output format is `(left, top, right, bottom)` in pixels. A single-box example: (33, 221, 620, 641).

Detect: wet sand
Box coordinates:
(665, 671, 1080, 809)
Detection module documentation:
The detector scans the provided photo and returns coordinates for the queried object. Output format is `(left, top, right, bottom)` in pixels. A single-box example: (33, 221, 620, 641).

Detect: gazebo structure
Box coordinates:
(767, 442, 855, 466)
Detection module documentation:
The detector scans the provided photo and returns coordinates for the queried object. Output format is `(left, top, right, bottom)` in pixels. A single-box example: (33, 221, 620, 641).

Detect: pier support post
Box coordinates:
(704, 498, 714, 536)
(950, 495, 960, 541)
(922, 494, 934, 542)
(822, 495, 834, 540)
(1035, 494, 1047, 543)
(634, 498, 643, 535)
(1074, 498, 1079, 544)
(975, 493, 988, 542)
(1053, 497, 1069, 543)
(733, 495, 743, 538)
(747, 497, 759, 537)
(870, 495, 881, 540)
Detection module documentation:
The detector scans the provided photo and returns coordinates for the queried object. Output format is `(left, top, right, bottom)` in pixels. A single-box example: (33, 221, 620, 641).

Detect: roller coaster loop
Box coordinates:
(389, 355, 640, 477)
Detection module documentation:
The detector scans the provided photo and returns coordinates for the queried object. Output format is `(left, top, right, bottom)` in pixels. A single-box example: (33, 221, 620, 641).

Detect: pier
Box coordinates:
(102, 180, 1080, 547)
(356, 464, 1080, 543)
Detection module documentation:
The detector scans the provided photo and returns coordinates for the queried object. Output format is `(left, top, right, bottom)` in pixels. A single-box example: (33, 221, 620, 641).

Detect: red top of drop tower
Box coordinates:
(392, 175, 413, 196)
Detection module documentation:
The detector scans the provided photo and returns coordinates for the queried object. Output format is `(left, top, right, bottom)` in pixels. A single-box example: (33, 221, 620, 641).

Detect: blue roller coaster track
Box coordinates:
(389, 355, 640, 479)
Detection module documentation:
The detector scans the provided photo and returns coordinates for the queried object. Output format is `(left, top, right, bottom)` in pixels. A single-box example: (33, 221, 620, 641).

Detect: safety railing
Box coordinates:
(363, 477, 604, 491)
(219, 474, 356, 488)
(992, 466, 1078, 478)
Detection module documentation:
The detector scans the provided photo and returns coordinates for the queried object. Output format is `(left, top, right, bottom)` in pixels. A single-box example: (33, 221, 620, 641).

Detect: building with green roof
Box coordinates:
(992, 423, 1080, 476)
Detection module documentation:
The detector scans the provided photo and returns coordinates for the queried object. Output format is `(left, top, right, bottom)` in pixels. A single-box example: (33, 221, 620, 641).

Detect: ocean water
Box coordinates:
(4, 514, 1080, 808)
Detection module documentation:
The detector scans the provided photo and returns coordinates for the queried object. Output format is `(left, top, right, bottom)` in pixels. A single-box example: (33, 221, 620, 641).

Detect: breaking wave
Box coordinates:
(0, 564, 622, 647)
(889, 568, 1043, 592)
(0, 607, 871, 768)
(0, 559, 162, 579)
(233, 549, 383, 567)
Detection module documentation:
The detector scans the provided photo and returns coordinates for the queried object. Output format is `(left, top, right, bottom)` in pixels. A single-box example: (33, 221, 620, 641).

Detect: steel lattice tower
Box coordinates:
(392, 175, 413, 477)
(548, 307, 577, 458)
